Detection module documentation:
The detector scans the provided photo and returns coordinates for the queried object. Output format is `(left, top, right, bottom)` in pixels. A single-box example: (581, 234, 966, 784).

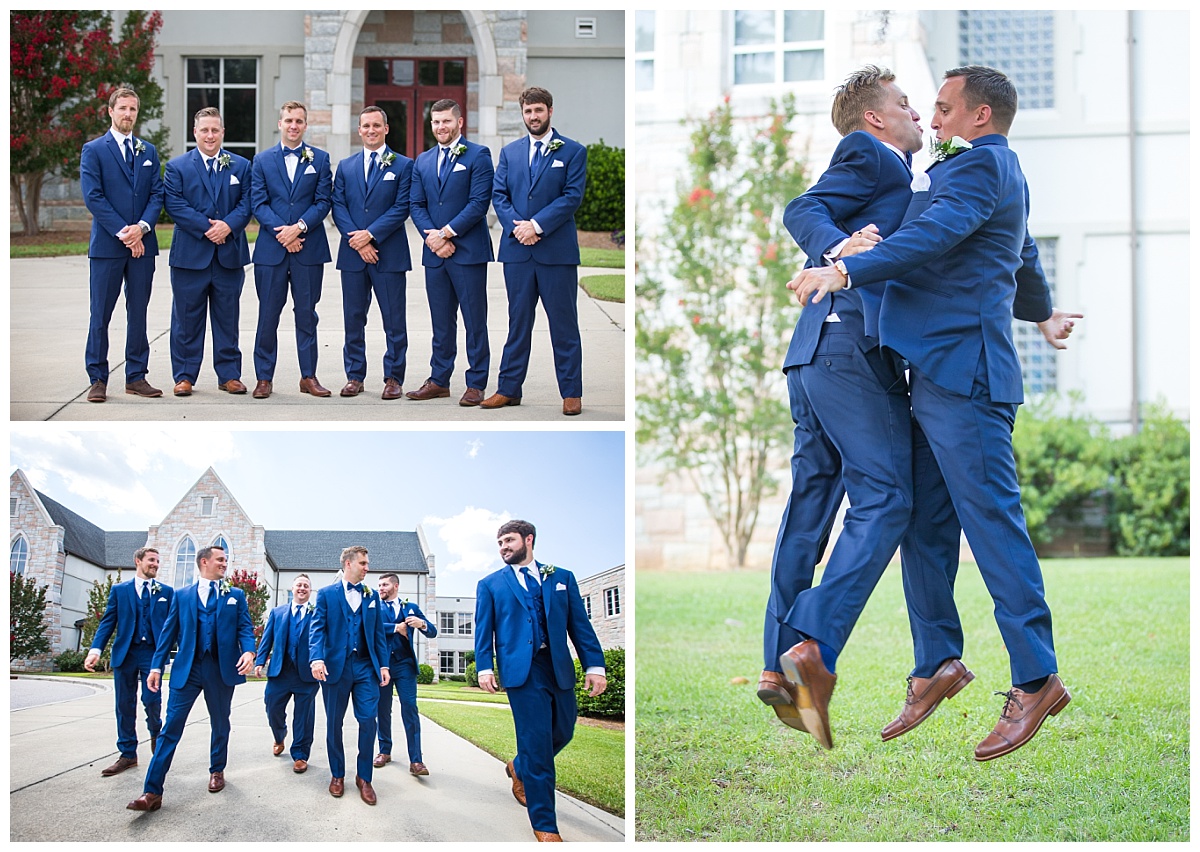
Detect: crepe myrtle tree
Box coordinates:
(80, 571, 120, 672)
(227, 569, 270, 642)
(636, 93, 810, 568)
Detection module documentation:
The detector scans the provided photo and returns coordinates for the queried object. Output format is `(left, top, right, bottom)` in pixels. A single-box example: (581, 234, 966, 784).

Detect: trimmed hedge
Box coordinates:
(417, 663, 434, 685)
(576, 139, 624, 232)
(575, 647, 624, 718)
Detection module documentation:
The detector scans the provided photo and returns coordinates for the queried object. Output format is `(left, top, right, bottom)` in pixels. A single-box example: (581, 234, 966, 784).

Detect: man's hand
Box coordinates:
(84, 651, 100, 672)
(205, 219, 232, 245)
(1037, 308, 1083, 350)
(357, 245, 379, 264)
(147, 671, 161, 693)
(404, 615, 426, 632)
(478, 672, 498, 694)
(347, 229, 373, 251)
(311, 661, 328, 682)
(584, 673, 607, 698)
(423, 228, 448, 251)
(274, 223, 303, 248)
(836, 223, 881, 258)
(236, 652, 256, 676)
(286, 238, 305, 254)
(788, 265, 848, 306)
(434, 242, 455, 259)
(513, 220, 540, 246)
(254, 665, 264, 678)
(380, 668, 390, 688)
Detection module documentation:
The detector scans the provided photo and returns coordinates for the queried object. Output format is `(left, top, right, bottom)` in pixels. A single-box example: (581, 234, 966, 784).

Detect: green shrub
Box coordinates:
(446, 674, 466, 682)
(576, 139, 624, 232)
(575, 647, 624, 718)
(417, 663, 434, 685)
(465, 661, 478, 687)
(54, 649, 88, 672)
(1108, 403, 1189, 556)
(464, 650, 475, 666)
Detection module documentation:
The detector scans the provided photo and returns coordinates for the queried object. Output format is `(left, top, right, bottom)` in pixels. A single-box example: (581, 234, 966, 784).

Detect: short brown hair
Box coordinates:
(431, 98, 461, 119)
(134, 546, 159, 562)
(108, 87, 139, 109)
(830, 65, 895, 137)
(294, 573, 310, 584)
(378, 572, 400, 585)
(497, 519, 536, 546)
(279, 100, 307, 119)
(944, 65, 1018, 134)
(519, 87, 553, 109)
(193, 106, 223, 127)
(341, 545, 368, 565)
(196, 544, 225, 566)
(359, 105, 387, 125)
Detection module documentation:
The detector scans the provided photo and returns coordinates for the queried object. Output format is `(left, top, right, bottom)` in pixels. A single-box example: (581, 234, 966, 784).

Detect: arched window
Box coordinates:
(212, 535, 230, 561)
(175, 537, 196, 586)
(10, 537, 29, 576)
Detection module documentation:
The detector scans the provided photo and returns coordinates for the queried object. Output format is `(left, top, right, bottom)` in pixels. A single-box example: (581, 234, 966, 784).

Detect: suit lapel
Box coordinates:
(501, 568, 527, 610)
(273, 147, 292, 198)
(107, 136, 134, 186)
(425, 149, 444, 201)
(538, 563, 554, 620)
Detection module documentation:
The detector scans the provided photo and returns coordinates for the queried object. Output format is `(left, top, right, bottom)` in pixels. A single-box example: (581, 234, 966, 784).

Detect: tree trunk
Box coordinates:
(12, 172, 44, 236)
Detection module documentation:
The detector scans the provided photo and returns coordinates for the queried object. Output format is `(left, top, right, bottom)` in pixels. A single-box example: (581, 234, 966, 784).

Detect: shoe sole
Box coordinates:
(758, 686, 810, 733)
(218, 385, 247, 394)
(300, 387, 331, 397)
(126, 799, 160, 811)
(482, 399, 521, 408)
(173, 390, 191, 396)
(974, 689, 1072, 761)
(126, 390, 163, 397)
(881, 670, 975, 742)
(779, 652, 833, 750)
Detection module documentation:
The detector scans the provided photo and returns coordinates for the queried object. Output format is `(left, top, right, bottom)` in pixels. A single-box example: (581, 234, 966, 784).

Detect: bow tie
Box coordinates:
(284, 146, 304, 157)
(348, 583, 363, 593)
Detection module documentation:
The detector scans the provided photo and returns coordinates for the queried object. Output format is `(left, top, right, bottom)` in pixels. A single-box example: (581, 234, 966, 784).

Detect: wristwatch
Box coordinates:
(139, 222, 151, 235)
(834, 259, 850, 288)
(297, 219, 308, 234)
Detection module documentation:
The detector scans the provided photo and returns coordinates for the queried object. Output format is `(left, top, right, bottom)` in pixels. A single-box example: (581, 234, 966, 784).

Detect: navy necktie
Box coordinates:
(530, 140, 543, 181)
(290, 606, 304, 658)
(206, 157, 220, 199)
(519, 566, 546, 652)
(438, 147, 451, 184)
(367, 150, 379, 190)
(207, 582, 217, 612)
(124, 138, 135, 176)
(139, 582, 150, 642)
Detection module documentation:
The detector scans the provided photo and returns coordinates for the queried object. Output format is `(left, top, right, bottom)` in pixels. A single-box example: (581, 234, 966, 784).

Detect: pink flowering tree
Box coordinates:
(227, 569, 270, 642)
(636, 93, 809, 567)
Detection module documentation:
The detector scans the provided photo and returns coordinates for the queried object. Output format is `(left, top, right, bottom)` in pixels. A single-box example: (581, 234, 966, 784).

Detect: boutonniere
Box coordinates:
(300, 147, 314, 164)
(450, 143, 467, 158)
(538, 563, 557, 578)
(218, 579, 232, 596)
(217, 152, 232, 171)
(929, 135, 972, 163)
(134, 139, 146, 156)
(150, 580, 162, 596)
(306, 601, 316, 614)
(379, 151, 396, 169)
(361, 585, 373, 599)
(545, 139, 563, 154)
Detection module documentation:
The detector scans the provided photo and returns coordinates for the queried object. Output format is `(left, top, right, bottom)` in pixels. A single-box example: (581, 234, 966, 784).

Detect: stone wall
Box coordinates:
(577, 565, 624, 651)
(9, 475, 67, 671)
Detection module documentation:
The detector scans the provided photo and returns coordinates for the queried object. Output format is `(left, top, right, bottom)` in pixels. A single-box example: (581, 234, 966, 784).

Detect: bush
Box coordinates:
(446, 674, 466, 682)
(464, 650, 475, 666)
(417, 663, 434, 685)
(1108, 403, 1189, 556)
(575, 647, 624, 718)
(465, 661, 478, 687)
(576, 139, 624, 232)
(54, 649, 88, 672)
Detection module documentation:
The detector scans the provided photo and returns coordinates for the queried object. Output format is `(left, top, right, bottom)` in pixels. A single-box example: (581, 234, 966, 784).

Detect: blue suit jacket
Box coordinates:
(80, 132, 163, 259)
(493, 133, 586, 265)
(90, 579, 175, 669)
(410, 140, 495, 267)
(255, 602, 317, 681)
(151, 582, 256, 688)
(331, 148, 414, 273)
(782, 131, 914, 367)
(250, 143, 333, 266)
(308, 582, 389, 683)
(164, 148, 252, 270)
(840, 135, 1052, 404)
(381, 598, 437, 665)
(474, 563, 605, 691)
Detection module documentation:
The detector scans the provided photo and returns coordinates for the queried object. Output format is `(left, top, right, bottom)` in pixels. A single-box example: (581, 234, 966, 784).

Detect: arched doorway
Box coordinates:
(363, 57, 468, 159)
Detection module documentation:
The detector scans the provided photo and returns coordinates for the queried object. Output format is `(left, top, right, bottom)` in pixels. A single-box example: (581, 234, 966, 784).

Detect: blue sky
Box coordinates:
(10, 427, 626, 596)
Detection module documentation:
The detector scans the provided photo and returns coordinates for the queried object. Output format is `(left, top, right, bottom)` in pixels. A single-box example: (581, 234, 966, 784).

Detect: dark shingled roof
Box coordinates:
(37, 490, 148, 570)
(107, 532, 150, 569)
(264, 531, 427, 574)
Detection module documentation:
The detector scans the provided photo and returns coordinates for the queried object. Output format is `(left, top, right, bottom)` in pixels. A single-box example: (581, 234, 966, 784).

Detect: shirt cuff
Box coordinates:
(478, 669, 494, 678)
(531, 219, 543, 235)
(88, 648, 102, 656)
(137, 220, 150, 234)
(585, 667, 606, 677)
(443, 224, 457, 238)
(824, 239, 849, 265)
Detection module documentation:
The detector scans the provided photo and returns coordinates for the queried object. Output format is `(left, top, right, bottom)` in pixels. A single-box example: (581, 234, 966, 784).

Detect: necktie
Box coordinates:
(124, 138, 135, 176)
(519, 566, 546, 651)
(367, 150, 379, 190)
(139, 582, 150, 642)
(207, 581, 217, 611)
(206, 157, 219, 199)
(438, 147, 451, 184)
(290, 606, 303, 659)
(530, 140, 543, 181)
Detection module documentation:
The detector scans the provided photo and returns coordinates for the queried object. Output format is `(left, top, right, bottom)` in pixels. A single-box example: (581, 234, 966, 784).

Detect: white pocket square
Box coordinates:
(453, 162, 467, 172)
(551, 159, 565, 168)
(142, 160, 153, 166)
(383, 171, 396, 181)
(556, 583, 567, 591)
(304, 164, 316, 175)
(229, 174, 240, 185)
(157, 596, 168, 603)
(369, 600, 377, 608)
(910, 172, 931, 193)
(226, 597, 237, 605)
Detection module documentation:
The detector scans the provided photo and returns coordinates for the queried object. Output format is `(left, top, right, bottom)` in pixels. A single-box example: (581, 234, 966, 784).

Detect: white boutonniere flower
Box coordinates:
(545, 139, 563, 154)
(217, 152, 232, 171)
(134, 139, 146, 156)
(218, 579, 232, 596)
(361, 585, 373, 599)
(450, 143, 467, 158)
(538, 563, 557, 578)
(306, 601, 316, 614)
(150, 580, 162, 596)
(379, 151, 396, 169)
(300, 147, 314, 164)
(929, 135, 972, 163)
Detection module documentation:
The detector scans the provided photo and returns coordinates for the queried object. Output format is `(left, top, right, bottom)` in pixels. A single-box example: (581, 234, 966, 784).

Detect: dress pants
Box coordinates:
(142, 651, 234, 795)
(496, 260, 582, 399)
(507, 649, 576, 834)
(322, 653, 380, 781)
(253, 256, 323, 380)
(264, 656, 319, 760)
(86, 254, 154, 383)
(169, 259, 245, 384)
(112, 643, 162, 759)
(341, 265, 407, 383)
(377, 656, 421, 762)
(424, 262, 489, 390)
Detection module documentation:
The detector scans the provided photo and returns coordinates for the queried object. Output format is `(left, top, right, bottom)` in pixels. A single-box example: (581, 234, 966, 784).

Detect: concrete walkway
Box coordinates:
(10, 224, 626, 421)
(9, 676, 625, 842)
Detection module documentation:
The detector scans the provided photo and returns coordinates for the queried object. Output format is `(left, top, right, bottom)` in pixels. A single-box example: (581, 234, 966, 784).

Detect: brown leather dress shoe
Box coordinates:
(273, 741, 285, 756)
(975, 674, 1071, 761)
(757, 670, 808, 733)
(882, 659, 975, 741)
(101, 755, 138, 776)
(534, 831, 563, 842)
(218, 379, 247, 394)
(562, 397, 582, 416)
(355, 775, 377, 805)
(293, 759, 308, 773)
(253, 380, 272, 399)
(480, 392, 521, 409)
(381, 377, 404, 400)
(329, 776, 345, 798)
(779, 640, 837, 750)
(126, 792, 162, 812)
(459, 387, 485, 407)
(299, 375, 332, 397)
(406, 379, 450, 400)
(505, 759, 527, 807)
(125, 378, 163, 398)
(409, 761, 429, 776)
(373, 753, 391, 768)
(208, 771, 225, 793)
(173, 379, 193, 396)
(87, 381, 107, 402)
(340, 379, 364, 397)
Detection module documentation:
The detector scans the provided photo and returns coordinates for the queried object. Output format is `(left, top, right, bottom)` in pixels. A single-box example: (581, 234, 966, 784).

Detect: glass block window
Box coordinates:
(604, 586, 621, 617)
(635, 11, 655, 92)
(733, 10, 824, 86)
(185, 57, 260, 160)
(959, 11, 1055, 110)
(1013, 238, 1058, 395)
(10, 536, 29, 576)
(175, 536, 196, 586)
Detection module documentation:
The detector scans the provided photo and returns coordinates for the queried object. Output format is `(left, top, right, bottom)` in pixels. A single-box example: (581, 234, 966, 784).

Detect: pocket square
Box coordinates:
(226, 597, 237, 605)
(156, 597, 168, 603)
(369, 600, 377, 608)
(551, 159, 565, 168)
(556, 583, 567, 591)
(142, 160, 153, 166)
(230, 174, 240, 185)
(383, 171, 396, 181)
(452, 162, 467, 172)
(304, 164, 316, 175)
(910, 172, 931, 192)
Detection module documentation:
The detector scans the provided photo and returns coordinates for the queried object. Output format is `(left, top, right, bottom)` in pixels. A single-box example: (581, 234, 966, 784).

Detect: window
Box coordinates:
(959, 11, 1055, 109)
(583, 593, 592, 619)
(604, 586, 621, 617)
(440, 651, 456, 675)
(185, 57, 259, 160)
(439, 612, 456, 633)
(175, 537, 196, 586)
(733, 10, 824, 86)
(635, 11, 655, 92)
(212, 535, 230, 561)
(10, 537, 29, 576)
(456, 612, 473, 637)
(1013, 238, 1059, 395)
(200, 496, 216, 516)
(10, 497, 18, 518)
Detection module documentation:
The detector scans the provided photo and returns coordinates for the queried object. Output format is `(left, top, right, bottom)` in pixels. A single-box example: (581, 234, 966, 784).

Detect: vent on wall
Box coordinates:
(576, 17, 597, 38)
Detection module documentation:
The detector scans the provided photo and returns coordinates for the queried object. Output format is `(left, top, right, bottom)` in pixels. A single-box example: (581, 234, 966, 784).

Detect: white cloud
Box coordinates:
(421, 506, 510, 579)
(465, 438, 484, 459)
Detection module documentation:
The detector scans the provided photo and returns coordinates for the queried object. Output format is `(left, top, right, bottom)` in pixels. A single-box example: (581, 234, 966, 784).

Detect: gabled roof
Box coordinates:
(264, 530, 427, 574)
(35, 491, 109, 567)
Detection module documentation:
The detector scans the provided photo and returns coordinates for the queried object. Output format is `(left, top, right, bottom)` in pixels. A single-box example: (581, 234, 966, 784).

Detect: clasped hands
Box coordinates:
(512, 219, 540, 246)
(117, 224, 145, 258)
(423, 229, 456, 259)
(274, 223, 305, 253)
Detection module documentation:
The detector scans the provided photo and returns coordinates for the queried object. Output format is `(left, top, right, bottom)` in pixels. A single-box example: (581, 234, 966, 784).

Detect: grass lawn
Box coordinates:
(579, 246, 625, 269)
(11, 224, 259, 258)
(580, 274, 625, 303)
(420, 700, 625, 817)
(636, 558, 1189, 842)
(417, 680, 511, 705)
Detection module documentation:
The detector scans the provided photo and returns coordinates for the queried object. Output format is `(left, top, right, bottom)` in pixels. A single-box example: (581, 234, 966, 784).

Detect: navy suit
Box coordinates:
(840, 134, 1057, 685)
(255, 602, 319, 761)
(475, 563, 604, 834)
(142, 581, 256, 796)
(410, 139, 495, 391)
(376, 598, 436, 764)
(765, 132, 916, 674)
(331, 148, 414, 384)
(308, 581, 390, 782)
(80, 131, 164, 384)
(163, 148, 253, 385)
(89, 578, 174, 759)
(250, 143, 333, 381)
(492, 132, 587, 399)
